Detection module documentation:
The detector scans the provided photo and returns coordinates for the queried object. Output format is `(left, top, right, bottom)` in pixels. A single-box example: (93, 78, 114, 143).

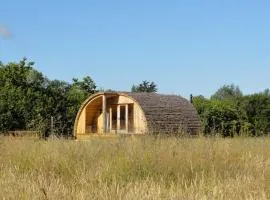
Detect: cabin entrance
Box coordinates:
(120, 106, 126, 130)
(108, 104, 134, 133)
(84, 95, 134, 134)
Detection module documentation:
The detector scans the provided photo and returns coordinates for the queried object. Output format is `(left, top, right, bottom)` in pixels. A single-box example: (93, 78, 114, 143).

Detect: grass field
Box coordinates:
(0, 135, 270, 199)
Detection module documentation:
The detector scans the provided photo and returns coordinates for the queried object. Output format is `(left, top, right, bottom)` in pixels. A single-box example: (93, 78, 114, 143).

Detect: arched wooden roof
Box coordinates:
(74, 92, 200, 135)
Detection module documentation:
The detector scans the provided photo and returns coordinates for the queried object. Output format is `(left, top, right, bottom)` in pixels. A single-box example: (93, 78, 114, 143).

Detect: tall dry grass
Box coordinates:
(0, 135, 270, 199)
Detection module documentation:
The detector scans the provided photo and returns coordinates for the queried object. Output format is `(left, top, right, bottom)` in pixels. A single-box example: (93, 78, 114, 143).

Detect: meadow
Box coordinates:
(0, 135, 270, 200)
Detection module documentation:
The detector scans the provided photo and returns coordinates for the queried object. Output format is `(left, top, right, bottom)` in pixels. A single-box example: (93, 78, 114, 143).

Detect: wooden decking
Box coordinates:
(76, 132, 142, 140)
(76, 133, 120, 140)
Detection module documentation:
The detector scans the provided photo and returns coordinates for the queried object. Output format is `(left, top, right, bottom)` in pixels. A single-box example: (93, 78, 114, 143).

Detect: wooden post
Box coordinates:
(106, 112, 109, 133)
(125, 104, 128, 133)
(51, 116, 54, 136)
(117, 105, 120, 133)
(102, 95, 107, 134)
(109, 107, 112, 133)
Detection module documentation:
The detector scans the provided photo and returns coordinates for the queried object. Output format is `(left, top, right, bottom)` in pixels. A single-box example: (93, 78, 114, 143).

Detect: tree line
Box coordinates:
(0, 58, 269, 137)
(0, 58, 97, 136)
(193, 85, 270, 136)
(0, 58, 156, 137)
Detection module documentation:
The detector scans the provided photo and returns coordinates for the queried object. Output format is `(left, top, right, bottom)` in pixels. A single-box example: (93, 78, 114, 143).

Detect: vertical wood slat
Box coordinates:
(102, 95, 107, 134)
(106, 112, 109, 133)
(117, 105, 121, 133)
(125, 104, 128, 133)
(109, 107, 112, 133)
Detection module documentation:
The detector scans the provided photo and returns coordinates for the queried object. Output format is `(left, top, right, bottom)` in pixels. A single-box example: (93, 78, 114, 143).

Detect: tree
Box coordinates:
(0, 58, 97, 137)
(244, 93, 270, 135)
(211, 84, 243, 100)
(0, 58, 47, 132)
(203, 100, 241, 137)
(72, 76, 97, 94)
(193, 85, 270, 136)
(131, 80, 158, 93)
(193, 95, 242, 136)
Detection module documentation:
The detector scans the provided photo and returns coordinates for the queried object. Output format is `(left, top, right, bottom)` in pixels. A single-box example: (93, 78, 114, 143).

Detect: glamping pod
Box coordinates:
(74, 92, 200, 139)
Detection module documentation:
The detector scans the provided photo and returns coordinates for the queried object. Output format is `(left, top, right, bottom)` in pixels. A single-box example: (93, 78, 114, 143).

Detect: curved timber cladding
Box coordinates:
(74, 92, 200, 138)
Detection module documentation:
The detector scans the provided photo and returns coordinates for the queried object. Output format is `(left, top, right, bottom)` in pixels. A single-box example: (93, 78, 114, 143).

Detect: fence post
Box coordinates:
(51, 116, 54, 136)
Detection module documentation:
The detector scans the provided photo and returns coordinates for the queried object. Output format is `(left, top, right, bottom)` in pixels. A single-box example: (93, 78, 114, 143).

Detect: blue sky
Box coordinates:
(1, 0, 269, 98)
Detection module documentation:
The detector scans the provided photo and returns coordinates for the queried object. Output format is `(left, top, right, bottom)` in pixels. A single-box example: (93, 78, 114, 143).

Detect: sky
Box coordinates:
(0, 0, 270, 98)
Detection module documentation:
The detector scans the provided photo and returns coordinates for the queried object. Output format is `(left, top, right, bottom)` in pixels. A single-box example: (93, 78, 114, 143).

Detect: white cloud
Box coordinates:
(0, 25, 13, 39)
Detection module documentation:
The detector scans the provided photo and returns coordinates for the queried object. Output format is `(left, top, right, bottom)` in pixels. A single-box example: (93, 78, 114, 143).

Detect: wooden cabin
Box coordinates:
(74, 92, 200, 139)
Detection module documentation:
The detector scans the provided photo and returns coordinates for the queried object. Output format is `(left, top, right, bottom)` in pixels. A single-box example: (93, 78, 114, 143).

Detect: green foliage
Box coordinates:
(0, 58, 45, 132)
(205, 100, 240, 136)
(0, 58, 97, 136)
(193, 97, 239, 136)
(1, 58, 270, 137)
(131, 80, 158, 93)
(193, 85, 270, 136)
(72, 76, 97, 94)
(211, 84, 243, 100)
(244, 92, 270, 135)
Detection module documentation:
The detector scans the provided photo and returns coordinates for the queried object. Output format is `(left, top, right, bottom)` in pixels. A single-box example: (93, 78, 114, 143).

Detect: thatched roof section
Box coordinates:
(123, 92, 200, 134)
